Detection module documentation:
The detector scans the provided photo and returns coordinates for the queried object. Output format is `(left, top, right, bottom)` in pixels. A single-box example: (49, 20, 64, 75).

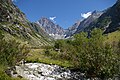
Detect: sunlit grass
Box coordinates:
(26, 49, 73, 68)
(105, 30, 120, 44)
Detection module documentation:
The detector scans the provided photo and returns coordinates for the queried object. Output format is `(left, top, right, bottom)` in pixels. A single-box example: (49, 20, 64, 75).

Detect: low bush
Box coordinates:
(0, 30, 29, 79)
(44, 28, 120, 79)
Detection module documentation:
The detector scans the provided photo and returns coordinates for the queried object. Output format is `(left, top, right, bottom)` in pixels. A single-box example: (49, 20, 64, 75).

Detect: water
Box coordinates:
(13, 63, 84, 80)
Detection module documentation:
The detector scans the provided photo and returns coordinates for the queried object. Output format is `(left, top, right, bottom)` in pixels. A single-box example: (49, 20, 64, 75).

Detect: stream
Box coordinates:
(10, 63, 119, 80)
(12, 63, 85, 80)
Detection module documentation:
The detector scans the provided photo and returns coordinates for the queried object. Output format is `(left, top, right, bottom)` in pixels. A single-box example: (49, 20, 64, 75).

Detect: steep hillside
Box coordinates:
(37, 17, 65, 39)
(0, 0, 51, 46)
(65, 21, 80, 38)
(85, 0, 120, 33)
(65, 11, 103, 37)
(105, 30, 120, 44)
(66, 0, 119, 36)
(30, 22, 53, 41)
(76, 10, 103, 33)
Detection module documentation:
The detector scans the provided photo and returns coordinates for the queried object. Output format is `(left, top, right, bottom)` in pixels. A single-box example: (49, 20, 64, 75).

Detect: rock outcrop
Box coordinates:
(85, 0, 120, 33)
(65, 11, 103, 38)
(0, 0, 51, 46)
(37, 17, 65, 39)
(13, 63, 85, 80)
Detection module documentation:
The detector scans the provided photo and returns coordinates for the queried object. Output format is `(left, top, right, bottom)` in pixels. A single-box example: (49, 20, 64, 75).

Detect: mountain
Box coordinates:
(32, 0, 119, 39)
(85, 0, 120, 33)
(36, 11, 102, 38)
(67, 0, 120, 36)
(37, 17, 65, 39)
(30, 22, 53, 40)
(65, 21, 80, 38)
(65, 11, 103, 37)
(0, 0, 51, 46)
(75, 10, 103, 33)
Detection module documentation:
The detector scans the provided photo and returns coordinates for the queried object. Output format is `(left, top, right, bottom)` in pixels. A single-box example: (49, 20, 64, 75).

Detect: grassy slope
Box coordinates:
(26, 49, 73, 68)
(105, 30, 120, 44)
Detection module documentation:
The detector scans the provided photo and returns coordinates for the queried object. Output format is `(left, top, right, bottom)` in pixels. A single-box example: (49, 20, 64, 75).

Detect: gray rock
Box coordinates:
(12, 63, 84, 80)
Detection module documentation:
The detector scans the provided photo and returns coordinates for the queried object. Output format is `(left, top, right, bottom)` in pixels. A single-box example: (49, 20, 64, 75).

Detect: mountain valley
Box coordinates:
(0, 0, 120, 80)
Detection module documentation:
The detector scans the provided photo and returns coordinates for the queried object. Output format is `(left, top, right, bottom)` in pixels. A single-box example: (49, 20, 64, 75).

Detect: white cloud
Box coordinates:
(49, 16, 56, 23)
(81, 12, 92, 18)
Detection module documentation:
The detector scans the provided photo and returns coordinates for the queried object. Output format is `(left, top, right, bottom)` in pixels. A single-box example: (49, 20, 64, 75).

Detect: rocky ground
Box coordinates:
(12, 63, 85, 80)
(8, 63, 119, 80)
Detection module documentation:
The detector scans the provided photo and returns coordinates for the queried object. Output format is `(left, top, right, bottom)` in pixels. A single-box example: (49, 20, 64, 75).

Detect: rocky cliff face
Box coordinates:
(75, 11, 103, 33)
(3, 0, 118, 41)
(37, 17, 65, 39)
(0, 0, 30, 37)
(38, 11, 103, 38)
(34, 0, 118, 39)
(65, 11, 103, 37)
(66, 0, 120, 36)
(0, 0, 51, 46)
(65, 21, 80, 38)
(30, 22, 53, 40)
(85, 0, 120, 33)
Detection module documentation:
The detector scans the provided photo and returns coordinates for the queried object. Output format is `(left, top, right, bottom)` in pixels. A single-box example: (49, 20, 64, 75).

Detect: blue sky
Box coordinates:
(14, 0, 117, 29)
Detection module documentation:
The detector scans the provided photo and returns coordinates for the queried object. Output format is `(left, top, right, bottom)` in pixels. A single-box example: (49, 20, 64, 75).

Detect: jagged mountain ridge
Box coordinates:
(64, 0, 120, 37)
(65, 11, 103, 37)
(1, 0, 119, 42)
(37, 17, 65, 39)
(65, 0, 119, 37)
(0, 0, 51, 46)
(75, 10, 103, 33)
(34, 0, 118, 38)
(36, 10, 103, 38)
(65, 21, 80, 38)
(84, 0, 120, 33)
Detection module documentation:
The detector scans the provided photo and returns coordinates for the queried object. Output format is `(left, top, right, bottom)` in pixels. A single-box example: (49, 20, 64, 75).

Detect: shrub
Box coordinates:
(0, 30, 28, 80)
(0, 30, 29, 65)
(74, 29, 119, 79)
(44, 29, 119, 79)
(0, 39, 29, 66)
